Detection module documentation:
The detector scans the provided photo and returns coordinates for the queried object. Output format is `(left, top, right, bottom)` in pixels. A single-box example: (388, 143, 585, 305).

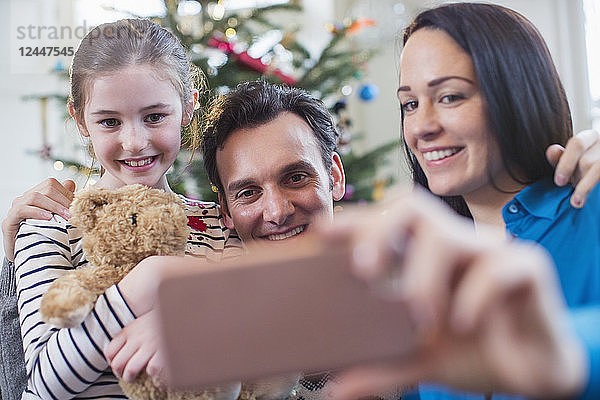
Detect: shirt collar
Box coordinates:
(511, 178, 573, 220)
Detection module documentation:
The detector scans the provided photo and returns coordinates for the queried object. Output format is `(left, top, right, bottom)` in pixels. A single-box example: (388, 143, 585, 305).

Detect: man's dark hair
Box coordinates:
(402, 2, 572, 218)
(201, 80, 339, 197)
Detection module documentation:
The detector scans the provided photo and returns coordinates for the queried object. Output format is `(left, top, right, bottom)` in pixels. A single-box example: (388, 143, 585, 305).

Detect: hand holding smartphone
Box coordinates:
(155, 240, 415, 390)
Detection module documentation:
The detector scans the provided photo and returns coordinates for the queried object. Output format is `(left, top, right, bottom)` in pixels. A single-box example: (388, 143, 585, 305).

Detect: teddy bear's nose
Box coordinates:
(130, 213, 138, 226)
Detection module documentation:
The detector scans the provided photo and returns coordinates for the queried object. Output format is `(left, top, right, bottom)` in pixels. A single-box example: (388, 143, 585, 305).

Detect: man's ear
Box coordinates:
(331, 152, 346, 201)
(218, 192, 235, 230)
(182, 89, 199, 126)
(67, 102, 89, 138)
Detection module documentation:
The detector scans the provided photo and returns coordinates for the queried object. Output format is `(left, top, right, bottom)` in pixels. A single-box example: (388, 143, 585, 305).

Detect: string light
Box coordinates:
(225, 28, 237, 38)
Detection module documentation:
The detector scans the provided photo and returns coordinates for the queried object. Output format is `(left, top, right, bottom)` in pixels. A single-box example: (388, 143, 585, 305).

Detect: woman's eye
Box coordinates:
(401, 101, 418, 113)
(145, 113, 165, 123)
(100, 118, 120, 128)
(440, 94, 463, 104)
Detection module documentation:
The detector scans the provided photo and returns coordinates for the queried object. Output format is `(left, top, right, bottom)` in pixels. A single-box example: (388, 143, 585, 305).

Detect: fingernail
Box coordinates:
(555, 173, 567, 186)
(572, 195, 583, 208)
(41, 211, 53, 219)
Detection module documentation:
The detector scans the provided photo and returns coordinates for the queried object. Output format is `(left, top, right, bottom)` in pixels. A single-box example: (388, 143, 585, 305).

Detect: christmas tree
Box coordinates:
(35, 0, 399, 203)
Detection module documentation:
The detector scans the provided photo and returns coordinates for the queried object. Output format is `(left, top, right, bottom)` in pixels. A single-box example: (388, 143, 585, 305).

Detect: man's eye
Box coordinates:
(237, 189, 256, 199)
(289, 173, 307, 184)
(100, 118, 120, 128)
(145, 113, 165, 123)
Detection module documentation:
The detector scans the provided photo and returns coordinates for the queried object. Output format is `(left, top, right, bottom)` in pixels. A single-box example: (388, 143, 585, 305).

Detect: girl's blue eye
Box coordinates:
(100, 118, 120, 128)
(145, 113, 165, 123)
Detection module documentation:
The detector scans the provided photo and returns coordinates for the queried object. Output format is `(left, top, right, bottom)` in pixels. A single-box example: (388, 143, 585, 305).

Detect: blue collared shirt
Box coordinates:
(503, 179, 600, 307)
(415, 179, 600, 400)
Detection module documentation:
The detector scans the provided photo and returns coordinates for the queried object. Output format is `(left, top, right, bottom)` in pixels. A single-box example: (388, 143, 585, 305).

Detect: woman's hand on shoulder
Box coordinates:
(547, 129, 600, 208)
(2, 178, 75, 261)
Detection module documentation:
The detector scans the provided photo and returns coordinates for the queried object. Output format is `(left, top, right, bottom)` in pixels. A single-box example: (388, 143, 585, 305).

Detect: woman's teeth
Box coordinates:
(423, 148, 460, 161)
(124, 157, 153, 167)
(267, 225, 305, 241)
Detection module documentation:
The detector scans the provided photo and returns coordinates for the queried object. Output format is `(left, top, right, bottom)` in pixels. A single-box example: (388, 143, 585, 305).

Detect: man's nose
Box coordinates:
(262, 188, 294, 225)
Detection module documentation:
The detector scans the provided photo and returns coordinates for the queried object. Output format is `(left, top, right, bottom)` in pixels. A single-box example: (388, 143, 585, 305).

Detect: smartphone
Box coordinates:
(155, 240, 415, 390)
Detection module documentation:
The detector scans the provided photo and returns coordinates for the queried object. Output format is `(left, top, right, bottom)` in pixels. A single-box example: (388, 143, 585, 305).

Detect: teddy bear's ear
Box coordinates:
(68, 188, 113, 231)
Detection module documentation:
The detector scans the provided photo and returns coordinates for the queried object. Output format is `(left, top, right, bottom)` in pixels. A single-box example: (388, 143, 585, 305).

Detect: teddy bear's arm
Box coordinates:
(14, 220, 133, 398)
(40, 264, 128, 328)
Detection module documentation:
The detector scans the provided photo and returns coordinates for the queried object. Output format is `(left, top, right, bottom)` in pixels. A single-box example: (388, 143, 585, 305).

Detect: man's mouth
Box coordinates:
(266, 225, 306, 241)
(122, 156, 156, 167)
(422, 147, 462, 161)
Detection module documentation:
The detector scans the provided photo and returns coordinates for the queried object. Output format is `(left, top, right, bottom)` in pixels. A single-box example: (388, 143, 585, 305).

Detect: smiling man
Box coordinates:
(199, 81, 348, 399)
(202, 81, 346, 247)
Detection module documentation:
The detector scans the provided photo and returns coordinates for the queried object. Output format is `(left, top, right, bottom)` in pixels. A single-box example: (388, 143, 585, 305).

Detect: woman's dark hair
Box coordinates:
(402, 3, 573, 217)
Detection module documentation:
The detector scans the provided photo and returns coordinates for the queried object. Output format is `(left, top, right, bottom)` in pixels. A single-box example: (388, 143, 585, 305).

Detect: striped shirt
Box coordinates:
(14, 197, 242, 399)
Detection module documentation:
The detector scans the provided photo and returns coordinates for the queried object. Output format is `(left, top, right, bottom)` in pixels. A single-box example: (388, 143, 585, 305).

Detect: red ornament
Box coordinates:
(187, 216, 208, 232)
(208, 37, 297, 85)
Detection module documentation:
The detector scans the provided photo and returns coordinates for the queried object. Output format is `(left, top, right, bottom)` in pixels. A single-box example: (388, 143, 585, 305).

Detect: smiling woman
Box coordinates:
(400, 3, 572, 224)
(399, 28, 525, 223)
(395, 3, 600, 398)
(326, 3, 600, 400)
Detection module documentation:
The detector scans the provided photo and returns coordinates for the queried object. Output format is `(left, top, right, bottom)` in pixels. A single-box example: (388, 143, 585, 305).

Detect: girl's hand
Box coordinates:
(104, 310, 165, 383)
(323, 189, 587, 400)
(2, 178, 75, 261)
(108, 256, 213, 382)
(546, 129, 600, 208)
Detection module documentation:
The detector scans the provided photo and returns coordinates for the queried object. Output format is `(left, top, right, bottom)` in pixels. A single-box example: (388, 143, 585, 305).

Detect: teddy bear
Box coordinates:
(39, 184, 242, 400)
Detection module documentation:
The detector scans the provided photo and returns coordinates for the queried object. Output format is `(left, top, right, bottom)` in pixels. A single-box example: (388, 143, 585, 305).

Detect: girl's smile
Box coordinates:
(120, 155, 159, 170)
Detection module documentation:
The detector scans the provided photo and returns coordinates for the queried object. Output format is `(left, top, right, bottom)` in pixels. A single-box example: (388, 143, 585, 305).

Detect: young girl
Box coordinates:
(12, 19, 242, 399)
(328, 3, 600, 400)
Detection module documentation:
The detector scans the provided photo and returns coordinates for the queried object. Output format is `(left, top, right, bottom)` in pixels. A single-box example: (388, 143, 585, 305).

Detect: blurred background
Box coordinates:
(1, 0, 599, 261)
